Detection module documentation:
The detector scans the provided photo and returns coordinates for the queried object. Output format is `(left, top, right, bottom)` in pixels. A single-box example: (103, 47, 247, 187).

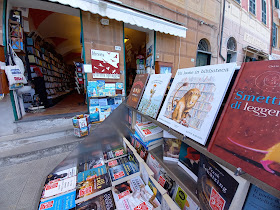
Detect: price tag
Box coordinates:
(158, 176, 166, 187)
(143, 129, 151, 135)
(108, 160, 118, 167)
(115, 149, 124, 157)
(118, 190, 131, 199)
(39, 201, 54, 210)
(79, 186, 92, 197)
(209, 187, 225, 210)
(113, 171, 125, 180)
(134, 202, 149, 210)
(45, 182, 58, 191)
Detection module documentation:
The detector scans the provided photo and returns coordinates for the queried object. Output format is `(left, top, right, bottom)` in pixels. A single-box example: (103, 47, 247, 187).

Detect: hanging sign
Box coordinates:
(91, 49, 120, 79)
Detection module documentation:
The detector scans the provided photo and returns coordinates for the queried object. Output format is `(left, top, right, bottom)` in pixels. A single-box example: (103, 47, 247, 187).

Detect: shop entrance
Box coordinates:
(7, 1, 86, 120)
(124, 25, 154, 96)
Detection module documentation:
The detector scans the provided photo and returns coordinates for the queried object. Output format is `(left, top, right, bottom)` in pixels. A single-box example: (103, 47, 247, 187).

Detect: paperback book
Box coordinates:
(208, 60, 280, 191)
(163, 137, 182, 162)
(157, 63, 236, 145)
(197, 155, 239, 210)
(178, 142, 200, 182)
(126, 74, 149, 109)
(109, 161, 140, 184)
(77, 164, 107, 183)
(106, 156, 129, 169)
(138, 73, 171, 118)
(45, 167, 77, 185)
(78, 157, 105, 173)
(76, 173, 111, 202)
(38, 190, 76, 210)
(135, 121, 163, 142)
(42, 176, 77, 200)
(173, 186, 199, 210)
(76, 191, 115, 210)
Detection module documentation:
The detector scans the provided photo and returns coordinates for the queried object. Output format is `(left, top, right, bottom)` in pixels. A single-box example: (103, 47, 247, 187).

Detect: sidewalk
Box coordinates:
(0, 151, 70, 210)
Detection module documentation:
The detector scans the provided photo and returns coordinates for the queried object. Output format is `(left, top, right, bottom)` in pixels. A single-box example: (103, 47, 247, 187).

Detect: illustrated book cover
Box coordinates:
(135, 121, 163, 142)
(163, 136, 182, 162)
(157, 63, 236, 145)
(173, 186, 199, 210)
(77, 164, 107, 183)
(126, 74, 149, 109)
(197, 155, 239, 210)
(138, 73, 171, 118)
(178, 142, 200, 182)
(109, 161, 140, 183)
(208, 60, 280, 191)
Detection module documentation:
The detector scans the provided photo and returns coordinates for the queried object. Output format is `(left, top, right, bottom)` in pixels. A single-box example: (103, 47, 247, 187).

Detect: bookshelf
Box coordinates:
(26, 43, 71, 100)
(125, 104, 280, 199)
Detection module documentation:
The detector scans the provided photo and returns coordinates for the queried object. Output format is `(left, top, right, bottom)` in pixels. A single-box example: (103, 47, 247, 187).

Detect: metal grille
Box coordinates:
(198, 39, 209, 52)
(227, 37, 237, 51)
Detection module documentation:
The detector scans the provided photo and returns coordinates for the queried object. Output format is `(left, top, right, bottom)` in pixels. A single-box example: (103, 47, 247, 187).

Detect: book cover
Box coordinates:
(45, 167, 77, 185)
(98, 98, 108, 106)
(208, 60, 280, 191)
(157, 63, 236, 145)
(173, 186, 199, 210)
(38, 191, 76, 210)
(76, 191, 115, 210)
(109, 162, 139, 182)
(87, 86, 98, 98)
(135, 121, 163, 142)
(178, 142, 200, 182)
(114, 96, 122, 105)
(78, 157, 105, 173)
(148, 178, 162, 204)
(106, 156, 129, 169)
(76, 173, 111, 200)
(42, 176, 77, 200)
(146, 153, 162, 181)
(90, 98, 99, 106)
(197, 155, 239, 210)
(116, 82, 123, 90)
(103, 147, 126, 161)
(243, 185, 280, 210)
(107, 98, 115, 105)
(89, 106, 100, 122)
(126, 74, 149, 109)
(77, 165, 107, 183)
(138, 73, 172, 118)
(163, 138, 182, 162)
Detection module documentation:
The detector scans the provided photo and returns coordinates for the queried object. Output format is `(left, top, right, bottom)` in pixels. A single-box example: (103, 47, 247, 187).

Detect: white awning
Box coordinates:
(48, 0, 187, 38)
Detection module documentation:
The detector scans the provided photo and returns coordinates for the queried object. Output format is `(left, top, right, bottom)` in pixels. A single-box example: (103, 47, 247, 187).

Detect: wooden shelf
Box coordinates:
(125, 104, 280, 199)
(150, 146, 200, 207)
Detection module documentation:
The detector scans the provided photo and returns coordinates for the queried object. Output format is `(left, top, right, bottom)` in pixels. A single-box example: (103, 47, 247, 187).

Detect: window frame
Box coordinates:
(275, 0, 279, 9)
(262, 0, 267, 24)
(249, 0, 256, 15)
(272, 23, 278, 48)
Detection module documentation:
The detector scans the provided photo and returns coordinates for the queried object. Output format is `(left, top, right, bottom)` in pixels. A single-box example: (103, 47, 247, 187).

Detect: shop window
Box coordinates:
(226, 37, 237, 63)
(234, 0, 241, 3)
(196, 39, 211, 67)
(249, 0, 256, 15)
(272, 23, 278, 47)
(276, 0, 279, 9)
(262, 0, 267, 24)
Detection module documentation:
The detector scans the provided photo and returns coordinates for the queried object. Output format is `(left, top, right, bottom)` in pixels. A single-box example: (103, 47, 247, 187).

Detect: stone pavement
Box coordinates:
(0, 151, 70, 210)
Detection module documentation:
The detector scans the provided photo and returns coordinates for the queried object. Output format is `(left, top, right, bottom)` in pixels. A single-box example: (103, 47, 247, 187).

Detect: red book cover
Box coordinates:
(126, 74, 149, 109)
(208, 60, 280, 191)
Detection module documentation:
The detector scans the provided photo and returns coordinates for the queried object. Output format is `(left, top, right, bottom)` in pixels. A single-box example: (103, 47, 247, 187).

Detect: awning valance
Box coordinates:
(243, 45, 269, 59)
(48, 0, 187, 38)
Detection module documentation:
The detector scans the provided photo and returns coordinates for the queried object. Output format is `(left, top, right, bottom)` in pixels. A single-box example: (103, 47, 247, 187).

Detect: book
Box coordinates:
(243, 185, 280, 210)
(126, 74, 150, 109)
(99, 105, 111, 121)
(76, 173, 111, 202)
(106, 156, 129, 169)
(146, 153, 163, 181)
(112, 176, 145, 202)
(177, 142, 200, 182)
(78, 157, 105, 173)
(114, 96, 122, 105)
(135, 121, 163, 142)
(87, 86, 98, 97)
(90, 98, 99, 106)
(197, 155, 239, 210)
(138, 73, 172, 118)
(76, 191, 115, 210)
(89, 106, 100, 122)
(103, 146, 126, 161)
(45, 167, 77, 185)
(77, 165, 107, 183)
(208, 60, 280, 191)
(163, 137, 182, 162)
(109, 161, 140, 184)
(173, 186, 199, 210)
(116, 82, 123, 90)
(133, 132, 163, 151)
(98, 98, 108, 106)
(157, 63, 236, 145)
(148, 177, 163, 204)
(42, 176, 77, 200)
(38, 190, 76, 210)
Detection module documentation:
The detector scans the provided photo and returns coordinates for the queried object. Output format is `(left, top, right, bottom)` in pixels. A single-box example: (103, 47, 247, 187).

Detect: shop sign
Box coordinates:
(91, 49, 120, 79)
(244, 33, 268, 52)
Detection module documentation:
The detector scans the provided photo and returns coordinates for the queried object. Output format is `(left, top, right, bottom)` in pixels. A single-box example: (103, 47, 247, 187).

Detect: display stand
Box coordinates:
(38, 99, 280, 209)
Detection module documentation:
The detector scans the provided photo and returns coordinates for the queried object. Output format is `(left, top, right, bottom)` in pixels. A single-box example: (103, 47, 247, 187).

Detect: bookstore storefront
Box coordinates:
(5, 0, 187, 121)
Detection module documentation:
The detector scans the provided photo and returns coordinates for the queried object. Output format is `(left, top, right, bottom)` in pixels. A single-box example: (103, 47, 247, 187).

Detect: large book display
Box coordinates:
(37, 61, 279, 210)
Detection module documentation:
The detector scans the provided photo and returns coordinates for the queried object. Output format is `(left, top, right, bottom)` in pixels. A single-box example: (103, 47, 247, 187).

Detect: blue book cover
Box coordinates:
(243, 185, 280, 210)
(90, 98, 99, 106)
(107, 98, 115, 105)
(87, 86, 97, 98)
(116, 82, 123, 90)
(88, 81, 97, 87)
(89, 106, 100, 122)
(38, 191, 75, 210)
(77, 165, 107, 182)
(109, 162, 139, 182)
(114, 97, 122, 105)
(98, 99, 108, 106)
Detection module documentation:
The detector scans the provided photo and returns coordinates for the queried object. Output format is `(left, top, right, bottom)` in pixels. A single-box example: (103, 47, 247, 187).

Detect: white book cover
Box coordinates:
(138, 73, 171, 118)
(42, 176, 76, 199)
(135, 122, 163, 141)
(157, 63, 236, 145)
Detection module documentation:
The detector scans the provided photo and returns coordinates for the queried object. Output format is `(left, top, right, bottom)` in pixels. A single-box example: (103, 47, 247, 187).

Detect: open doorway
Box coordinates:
(7, 2, 86, 120)
(124, 25, 154, 96)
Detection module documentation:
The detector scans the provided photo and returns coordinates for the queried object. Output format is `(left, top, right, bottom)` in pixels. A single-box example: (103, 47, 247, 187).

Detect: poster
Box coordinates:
(91, 49, 120, 79)
(157, 63, 236, 145)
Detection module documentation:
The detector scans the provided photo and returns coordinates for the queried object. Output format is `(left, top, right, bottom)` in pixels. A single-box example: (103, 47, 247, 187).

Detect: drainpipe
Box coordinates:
(219, 0, 226, 61)
(270, 0, 274, 54)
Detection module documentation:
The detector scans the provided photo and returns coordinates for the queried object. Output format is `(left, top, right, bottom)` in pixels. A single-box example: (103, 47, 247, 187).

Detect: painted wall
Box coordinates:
(82, 11, 125, 84)
(221, 0, 271, 65)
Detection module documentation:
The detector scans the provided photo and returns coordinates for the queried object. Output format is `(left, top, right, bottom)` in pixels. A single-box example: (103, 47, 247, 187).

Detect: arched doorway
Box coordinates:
(196, 39, 211, 67)
(226, 37, 237, 63)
